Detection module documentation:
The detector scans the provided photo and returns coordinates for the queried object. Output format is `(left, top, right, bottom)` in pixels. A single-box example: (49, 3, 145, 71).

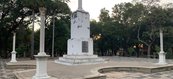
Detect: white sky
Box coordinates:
(34, 0, 173, 31)
(159, 0, 173, 4)
(68, 0, 173, 20)
(68, 0, 132, 20)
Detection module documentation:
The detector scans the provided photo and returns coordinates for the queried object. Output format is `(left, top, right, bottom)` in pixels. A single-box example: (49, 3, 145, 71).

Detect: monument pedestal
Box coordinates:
(67, 38, 93, 55)
(158, 51, 167, 65)
(32, 55, 50, 79)
(10, 51, 17, 62)
(55, 55, 104, 65)
(55, 38, 104, 65)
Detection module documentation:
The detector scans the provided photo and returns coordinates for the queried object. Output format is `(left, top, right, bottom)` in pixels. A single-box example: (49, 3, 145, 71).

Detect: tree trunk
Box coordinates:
(147, 45, 151, 58)
(30, 10, 35, 59)
(3, 34, 10, 58)
(51, 13, 55, 57)
(23, 52, 26, 58)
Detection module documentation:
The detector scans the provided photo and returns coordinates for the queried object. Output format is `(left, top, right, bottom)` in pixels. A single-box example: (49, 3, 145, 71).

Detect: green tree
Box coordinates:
(137, 5, 173, 58)
(112, 3, 144, 56)
(0, 0, 71, 58)
(93, 2, 173, 58)
(0, 0, 31, 58)
(20, 0, 70, 58)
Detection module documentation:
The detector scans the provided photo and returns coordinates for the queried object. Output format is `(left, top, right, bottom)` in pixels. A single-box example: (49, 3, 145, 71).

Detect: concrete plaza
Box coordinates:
(4, 56, 173, 79)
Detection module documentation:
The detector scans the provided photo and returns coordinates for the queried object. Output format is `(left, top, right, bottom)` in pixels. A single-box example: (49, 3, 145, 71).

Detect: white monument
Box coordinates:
(158, 29, 167, 64)
(10, 32, 17, 62)
(55, 0, 104, 65)
(32, 7, 52, 79)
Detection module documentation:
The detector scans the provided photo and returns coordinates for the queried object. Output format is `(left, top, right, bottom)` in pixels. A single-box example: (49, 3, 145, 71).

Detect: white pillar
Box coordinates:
(160, 29, 164, 52)
(10, 32, 17, 62)
(78, 0, 83, 10)
(32, 7, 50, 79)
(37, 7, 47, 56)
(158, 29, 167, 65)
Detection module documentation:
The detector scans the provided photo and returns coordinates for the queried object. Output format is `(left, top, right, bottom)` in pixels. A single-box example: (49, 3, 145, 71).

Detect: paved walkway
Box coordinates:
(5, 57, 173, 79)
(105, 57, 173, 79)
(106, 70, 173, 79)
(0, 58, 15, 79)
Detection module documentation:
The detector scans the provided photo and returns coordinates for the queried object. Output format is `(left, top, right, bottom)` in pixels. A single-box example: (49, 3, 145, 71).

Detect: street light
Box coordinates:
(93, 33, 102, 40)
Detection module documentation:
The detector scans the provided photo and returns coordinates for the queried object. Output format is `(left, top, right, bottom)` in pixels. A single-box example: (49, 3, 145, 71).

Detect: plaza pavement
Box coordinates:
(0, 58, 16, 79)
(106, 70, 173, 79)
(5, 57, 173, 79)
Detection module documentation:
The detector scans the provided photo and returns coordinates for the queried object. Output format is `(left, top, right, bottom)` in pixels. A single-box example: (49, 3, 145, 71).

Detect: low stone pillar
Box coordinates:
(32, 55, 50, 79)
(10, 33, 17, 62)
(158, 29, 166, 65)
(158, 52, 166, 64)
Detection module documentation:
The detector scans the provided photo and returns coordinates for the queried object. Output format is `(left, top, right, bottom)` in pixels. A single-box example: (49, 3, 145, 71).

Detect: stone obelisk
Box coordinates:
(10, 32, 17, 62)
(32, 7, 50, 79)
(55, 0, 104, 65)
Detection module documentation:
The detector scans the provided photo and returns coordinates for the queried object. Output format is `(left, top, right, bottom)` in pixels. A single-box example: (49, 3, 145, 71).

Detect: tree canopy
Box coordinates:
(0, 0, 70, 58)
(1, 0, 173, 59)
(91, 2, 173, 58)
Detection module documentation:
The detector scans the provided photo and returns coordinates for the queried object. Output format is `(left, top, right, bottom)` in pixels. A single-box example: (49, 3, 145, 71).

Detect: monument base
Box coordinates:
(10, 51, 17, 63)
(158, 51, 167, 65)
(55, 55, 104, 65)
(32, 55, 50, 79)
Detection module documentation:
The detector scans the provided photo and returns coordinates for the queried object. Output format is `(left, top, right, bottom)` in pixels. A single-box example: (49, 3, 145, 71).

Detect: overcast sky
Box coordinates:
(34, 0, 173, 30)
(67, 0, 173, 20)
(68, 0, 132, 20)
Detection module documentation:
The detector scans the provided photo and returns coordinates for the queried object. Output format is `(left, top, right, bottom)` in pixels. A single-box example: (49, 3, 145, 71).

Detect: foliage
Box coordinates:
(1, 0, 173, 59)
(0, 0, 31, 58)
(127, 47, 136, 56)
(44, 15, 70, 56)
(0, 0, 70, 58)
(91, 2, 173, 58)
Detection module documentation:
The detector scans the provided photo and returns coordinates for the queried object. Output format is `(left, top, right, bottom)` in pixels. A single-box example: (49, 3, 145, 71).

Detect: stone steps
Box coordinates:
(63, 55, 98, 59)
(55, 55, 104, 65)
